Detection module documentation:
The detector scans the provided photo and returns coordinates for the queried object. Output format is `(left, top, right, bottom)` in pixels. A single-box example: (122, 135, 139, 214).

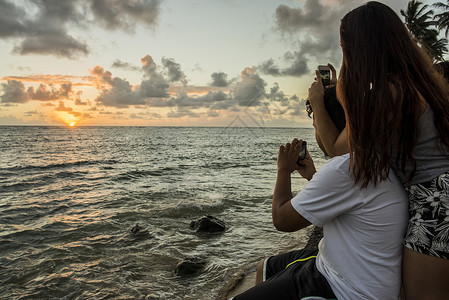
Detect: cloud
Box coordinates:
(275, 1, 324, 32)
(89, 0, 160, 31)
(2, 74, 94, 86)
(24, 110, 39, 117)
(90, 66, 147, 108)
(258, 52, 309, 77)
(0, 80, 73, 103)
(55, 101, 81, 117)
(282, 51, 310, 76)
(0, 80, 28, 103)
(266, 83, 289, 103)
(148, 90, 231, 109)
(210, 72, 232, 87)
(258, 59, 281, 76)
(258, 0, 355, 78)
(111, 59, 140, 71)
(0, 0, 161, 58)
(166, 107, 200, 119)
(14, 34, 89, 58)
(74, 91, 89, 105)
(287, 95, 308, 117)
(234, 67, 267, 107)
(91, 55, 174, 108)
(139, 55, 170, 98)
(29, 83, 72, 101)
(161, 57, 187, 85)
(146, 67, 291, 112)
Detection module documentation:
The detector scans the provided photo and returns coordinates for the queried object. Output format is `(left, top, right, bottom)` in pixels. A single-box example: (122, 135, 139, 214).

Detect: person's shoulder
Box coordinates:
(313, 154, 352, 185)
(323, 153, 351, 173)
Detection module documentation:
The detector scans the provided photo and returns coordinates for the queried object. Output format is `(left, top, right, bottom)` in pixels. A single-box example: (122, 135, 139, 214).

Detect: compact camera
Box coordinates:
(318, 65, 331, 87)
(297, 141, 307, 166)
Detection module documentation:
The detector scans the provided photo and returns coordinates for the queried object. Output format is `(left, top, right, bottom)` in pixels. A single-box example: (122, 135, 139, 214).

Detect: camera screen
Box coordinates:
(320, 69, 331, 87)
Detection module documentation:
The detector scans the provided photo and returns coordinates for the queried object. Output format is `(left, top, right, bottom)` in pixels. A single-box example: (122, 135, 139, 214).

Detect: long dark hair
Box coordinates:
(337, 1, 449, 187)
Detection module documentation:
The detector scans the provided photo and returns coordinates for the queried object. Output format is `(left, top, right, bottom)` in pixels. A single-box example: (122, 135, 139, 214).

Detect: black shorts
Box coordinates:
(232, 249, 336, 300)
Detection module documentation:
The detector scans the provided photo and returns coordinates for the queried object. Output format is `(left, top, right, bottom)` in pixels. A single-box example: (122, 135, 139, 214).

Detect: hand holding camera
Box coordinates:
(277, 139, 315, 180)
(308, 64, 337, 113)
(277, 139, 304, 173)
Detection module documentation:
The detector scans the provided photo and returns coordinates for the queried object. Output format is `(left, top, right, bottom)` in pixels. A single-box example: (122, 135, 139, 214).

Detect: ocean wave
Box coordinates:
(0, 170, 91, 193)
(0, 159, 119, 173)
(112, 167, 179, 181)
(202, 161, 251, 170)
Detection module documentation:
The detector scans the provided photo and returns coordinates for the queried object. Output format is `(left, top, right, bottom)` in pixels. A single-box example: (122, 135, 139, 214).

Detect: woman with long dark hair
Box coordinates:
(308, 2, 449, 299)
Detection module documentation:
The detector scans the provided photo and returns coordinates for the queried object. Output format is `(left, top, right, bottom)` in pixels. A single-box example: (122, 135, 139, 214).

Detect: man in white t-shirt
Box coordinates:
(232, 87, 408, 300)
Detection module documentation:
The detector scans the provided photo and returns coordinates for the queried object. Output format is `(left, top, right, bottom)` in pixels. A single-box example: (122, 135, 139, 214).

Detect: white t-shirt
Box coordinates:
(291, 154, 408, 300)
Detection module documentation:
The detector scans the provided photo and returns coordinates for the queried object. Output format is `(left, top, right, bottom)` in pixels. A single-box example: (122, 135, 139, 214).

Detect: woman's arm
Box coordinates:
(309, 69, 349, 157)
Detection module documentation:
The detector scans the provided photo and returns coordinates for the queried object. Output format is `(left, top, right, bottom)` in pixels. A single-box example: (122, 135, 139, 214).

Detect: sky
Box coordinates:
(0, 0, 441, 127)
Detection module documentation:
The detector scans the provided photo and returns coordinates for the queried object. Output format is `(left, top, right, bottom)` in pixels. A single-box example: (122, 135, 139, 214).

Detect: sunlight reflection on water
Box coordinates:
(0, 126, 324, 299)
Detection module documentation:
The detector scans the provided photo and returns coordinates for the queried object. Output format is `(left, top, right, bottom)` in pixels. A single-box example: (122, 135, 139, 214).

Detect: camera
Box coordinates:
(297, 141, 307, 166)
(318, 65, 331, 87)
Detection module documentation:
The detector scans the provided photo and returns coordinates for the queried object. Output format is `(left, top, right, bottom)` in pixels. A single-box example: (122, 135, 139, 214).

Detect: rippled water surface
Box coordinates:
(0, 126, 326, 299)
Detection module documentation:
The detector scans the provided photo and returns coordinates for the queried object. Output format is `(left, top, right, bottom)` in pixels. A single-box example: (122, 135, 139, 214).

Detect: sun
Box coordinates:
(68, 122, 76, 127)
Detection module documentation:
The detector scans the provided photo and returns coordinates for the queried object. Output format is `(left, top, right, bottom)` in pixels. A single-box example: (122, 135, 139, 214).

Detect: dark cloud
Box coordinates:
(0, 80, 28, 103)
(140, 55, 170, 98)
(282, 51, 310, 76)
(210, 72, 231, 87)
(90, 66, 147, 108)
(74, 91, 89, 105)
(258, 59, 281, 76)
(207, 110, 220, 117)
(266, 83, 289, 103)
(91, 55, 173, 108)
(148, 90, 231, 109)
(30, 83, 72, 101)
(146, 67, 292, 112)
(288, 96, 308, 117)
(275, 1, 324, 32)
(0, 0, 161, 58)
(258, 52, 309, 77)
(24, 110, 39, 116)
(90, 0, 160, 31)
(161, 57, 187, 85)
(0, 80, 73, 103)
(234, 67, 266, 107)
(75, 98, 89, 105)
(259, 0, 351, 78)
(166, 107, 200, 119)
(0, 0, 29, 38)
(14, 34, 89, 58)
(55, 101, 82, 117)
(111, 59, 140, 71)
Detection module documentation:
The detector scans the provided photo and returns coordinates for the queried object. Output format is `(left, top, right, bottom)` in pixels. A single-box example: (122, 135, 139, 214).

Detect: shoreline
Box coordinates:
(219, 226, 323, 299)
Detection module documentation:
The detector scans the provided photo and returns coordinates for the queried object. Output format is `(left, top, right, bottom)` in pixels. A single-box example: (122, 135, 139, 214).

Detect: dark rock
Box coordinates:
(190, 215, 226, 233)
(131, 224, 149, 236)
(175, 257, 207, 276)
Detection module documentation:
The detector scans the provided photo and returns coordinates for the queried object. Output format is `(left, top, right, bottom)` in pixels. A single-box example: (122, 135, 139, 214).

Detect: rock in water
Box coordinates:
(190, 215, 226, 233)
(175, 257, 207, 276)
(131, 224, 149, 236)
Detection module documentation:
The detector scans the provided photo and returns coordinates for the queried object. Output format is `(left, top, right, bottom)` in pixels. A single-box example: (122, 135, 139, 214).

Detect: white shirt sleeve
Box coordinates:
(291, 155, 363, 227)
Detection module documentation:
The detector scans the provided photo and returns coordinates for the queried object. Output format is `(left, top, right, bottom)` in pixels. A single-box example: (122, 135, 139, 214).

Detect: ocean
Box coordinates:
(0, 126, 328, 299)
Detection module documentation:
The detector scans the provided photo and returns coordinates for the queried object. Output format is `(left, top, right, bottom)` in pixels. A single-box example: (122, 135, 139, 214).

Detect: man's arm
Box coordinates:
(272, 139, 313, 232)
